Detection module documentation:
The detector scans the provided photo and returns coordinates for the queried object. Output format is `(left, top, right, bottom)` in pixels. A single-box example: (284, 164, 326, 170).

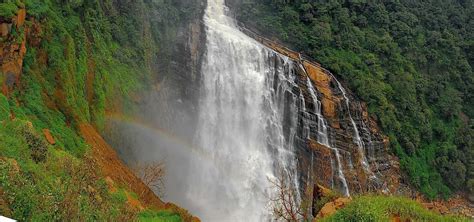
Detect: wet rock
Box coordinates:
(246, 32, 401, 196)
(303, 61, 337, 119)
(308, 141, 334, 188)
(15, 9, 26, 28)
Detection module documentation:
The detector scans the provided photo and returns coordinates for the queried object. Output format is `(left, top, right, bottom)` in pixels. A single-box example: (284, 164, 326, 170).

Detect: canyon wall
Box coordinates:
(108, 0, 401, 204)
(104, 0, 207, 167)
(240, 26, 401, 196)
(134, 0, 207, 140)
(0, 8, 27, 96)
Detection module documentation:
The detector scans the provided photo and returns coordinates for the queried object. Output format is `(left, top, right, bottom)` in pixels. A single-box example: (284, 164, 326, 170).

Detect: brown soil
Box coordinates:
(418, 194, 474, 218)
(0, 188, 12, 218)
(78, 123, 199, 221)
(79, 123, 164, 208)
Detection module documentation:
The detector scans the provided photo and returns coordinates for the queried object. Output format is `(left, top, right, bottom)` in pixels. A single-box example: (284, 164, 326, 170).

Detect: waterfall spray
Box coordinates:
(188, 0, 301, 220)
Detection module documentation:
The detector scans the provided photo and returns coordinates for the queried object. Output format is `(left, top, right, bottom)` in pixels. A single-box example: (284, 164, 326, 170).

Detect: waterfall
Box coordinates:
(305, 77, 350, 197)
(187, 0, 300, 220)
(305, 77, 328, 146)
(334, 78, 375, 179)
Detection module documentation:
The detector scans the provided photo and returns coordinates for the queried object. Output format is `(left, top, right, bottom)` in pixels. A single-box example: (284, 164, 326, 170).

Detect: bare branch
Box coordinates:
(268, 170, 312, 222)
(132, 161, 165, 197)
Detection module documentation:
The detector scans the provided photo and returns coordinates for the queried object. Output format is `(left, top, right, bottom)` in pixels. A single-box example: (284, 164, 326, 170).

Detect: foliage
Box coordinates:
(0, 1, 18, 18)
(0, 94, 10, 121)
(0, 0, 197, 220)
(236, 0, 474, 199)
(138, 209, 183, 222)
(0, 120, 136, 221)
(320, 195, 468, 222)
(23, 0, 47, 18)
(21, 123, 48, 163)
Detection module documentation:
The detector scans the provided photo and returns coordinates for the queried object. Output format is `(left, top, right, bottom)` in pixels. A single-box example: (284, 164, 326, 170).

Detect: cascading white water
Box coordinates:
(305, 77, 350, 197)
(334, 79, 375, 179)
(305, 77, 328, 145)
(187, 0, 300, 220)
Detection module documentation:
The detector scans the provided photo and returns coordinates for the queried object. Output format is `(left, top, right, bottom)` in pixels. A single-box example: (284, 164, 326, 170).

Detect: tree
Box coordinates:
(132, 161, 165, 197)
(269, 170, 312, 221)
(234, 0, 474, 199)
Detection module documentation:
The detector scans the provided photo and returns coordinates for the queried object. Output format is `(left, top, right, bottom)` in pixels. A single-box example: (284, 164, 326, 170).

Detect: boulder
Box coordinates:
(315, 197, 351, 219)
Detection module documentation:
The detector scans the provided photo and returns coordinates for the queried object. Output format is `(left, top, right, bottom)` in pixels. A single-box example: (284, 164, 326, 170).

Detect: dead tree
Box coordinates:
(269, 170, 312, 222)
(132, 161, 165, 197)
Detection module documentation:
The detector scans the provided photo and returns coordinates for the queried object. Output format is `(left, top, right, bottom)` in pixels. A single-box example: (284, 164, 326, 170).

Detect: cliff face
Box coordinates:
(300, 60, 400, 194)
(103, 1, 206, 159)
(0, 8, 27, 96)
(126, 0, 206, 142)
(224, 2, 400, 195)
(241, 27, 400, 195)
(108, 0, 399, 201)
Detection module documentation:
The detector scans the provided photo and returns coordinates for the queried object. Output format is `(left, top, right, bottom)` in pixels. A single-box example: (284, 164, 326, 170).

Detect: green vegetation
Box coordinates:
(0, 1, 19, 18)
(320, 196, 468, 222)
(139, 209, 183, 222)
(0, 0, 198, 220)
(236, 0, 474, 199)
(0, 120, 136, 220)
(0, 94, 9, 121)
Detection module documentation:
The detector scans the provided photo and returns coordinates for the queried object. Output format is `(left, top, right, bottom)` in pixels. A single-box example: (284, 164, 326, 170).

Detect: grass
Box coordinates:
(139, 209, 183, 222)
(0, 119, 136, 221)
(320, 195, 469, 222)
(0, 94, 10, 121)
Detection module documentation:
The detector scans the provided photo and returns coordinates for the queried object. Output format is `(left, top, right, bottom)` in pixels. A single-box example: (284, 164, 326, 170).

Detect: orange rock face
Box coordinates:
(315, 197, 351, 219)
(303, 61, 337, 119)
(1, 9, 29, 97)
(309, 140, 335, 187)
(251, 34, 401, 198)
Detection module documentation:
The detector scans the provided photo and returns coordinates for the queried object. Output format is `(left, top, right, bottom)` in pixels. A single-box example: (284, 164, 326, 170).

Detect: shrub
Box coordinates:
(0, 2, 18, 18)
(20, 124, 48, 163)
(320, 196, 468, 222)
(24, 0, 48, 19)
